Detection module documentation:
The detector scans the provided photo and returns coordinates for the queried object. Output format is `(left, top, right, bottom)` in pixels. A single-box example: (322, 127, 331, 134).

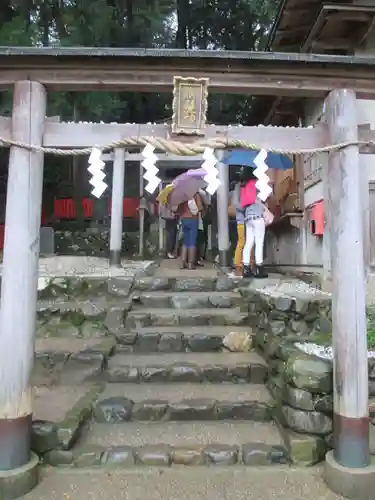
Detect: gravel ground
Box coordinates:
(23, 466, 345, 500)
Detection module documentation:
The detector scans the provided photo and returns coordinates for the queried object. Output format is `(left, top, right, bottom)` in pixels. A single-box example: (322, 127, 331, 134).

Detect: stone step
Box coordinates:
(133, 275, 238, 293)
(36, 298, 132, 337)
(38, 274, 137, 300)
(66, 421, 287, 467)
(32, 337, 116, 387)
(134, 291, 243, 309)
(104, 352, 267, 384)
(116, 326, 254, 353)
(125, 308, 249, 329)
(93, 383, 274, 422)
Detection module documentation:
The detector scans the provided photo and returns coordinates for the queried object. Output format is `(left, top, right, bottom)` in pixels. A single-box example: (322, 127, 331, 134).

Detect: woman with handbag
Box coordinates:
(240, 168, 273, 279)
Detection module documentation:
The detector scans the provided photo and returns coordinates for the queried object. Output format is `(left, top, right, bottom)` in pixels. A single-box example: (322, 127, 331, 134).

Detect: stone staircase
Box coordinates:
(32, 263, 290, 469)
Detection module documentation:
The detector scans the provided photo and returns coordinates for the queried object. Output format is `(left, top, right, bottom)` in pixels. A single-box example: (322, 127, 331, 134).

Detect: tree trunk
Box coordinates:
(176, 0, 189, 48)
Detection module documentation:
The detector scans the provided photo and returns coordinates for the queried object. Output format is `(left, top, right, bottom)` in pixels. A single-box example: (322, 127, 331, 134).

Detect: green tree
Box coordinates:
(0, 0, 278, 208)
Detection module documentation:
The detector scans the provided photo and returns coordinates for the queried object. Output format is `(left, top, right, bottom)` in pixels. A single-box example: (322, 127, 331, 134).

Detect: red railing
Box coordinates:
(54, 197, 141, 219)
(108, 198, 140, 218)
(54, 198, 93, 218)
(0, 198, 147, 250)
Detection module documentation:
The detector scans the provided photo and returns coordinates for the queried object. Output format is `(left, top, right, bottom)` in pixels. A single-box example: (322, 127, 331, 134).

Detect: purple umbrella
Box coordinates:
(173, 168, 206, 186)
(167, 176, 206, 212)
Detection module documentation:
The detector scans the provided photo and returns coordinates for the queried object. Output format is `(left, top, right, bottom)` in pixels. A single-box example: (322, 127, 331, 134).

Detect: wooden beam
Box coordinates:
(1, 65, 375, 98)
(274, 25, 312, 35)
(326, 11, 375, 23)
(40, 122, 327, 151)
(1, 67, 375, 97)
(0, 68, 342, 95)
(1, 119, 375, 154)
(1, 48, 375, 96)
(311, 38, 357, 50)
(325, 88, 369, 469)
(0, 81, 46, 477)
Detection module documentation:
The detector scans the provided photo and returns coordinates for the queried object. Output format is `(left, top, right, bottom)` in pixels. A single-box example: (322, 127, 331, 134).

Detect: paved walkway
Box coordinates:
(24, 467, 344, 500)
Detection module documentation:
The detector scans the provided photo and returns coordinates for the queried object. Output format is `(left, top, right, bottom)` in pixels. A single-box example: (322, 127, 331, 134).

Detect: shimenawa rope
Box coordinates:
(0, 136, 372, 156)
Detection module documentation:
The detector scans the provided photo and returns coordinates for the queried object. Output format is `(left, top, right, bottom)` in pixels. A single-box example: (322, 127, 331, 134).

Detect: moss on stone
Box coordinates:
(310, 307, 375, 349)
(57, 383, 105, 450)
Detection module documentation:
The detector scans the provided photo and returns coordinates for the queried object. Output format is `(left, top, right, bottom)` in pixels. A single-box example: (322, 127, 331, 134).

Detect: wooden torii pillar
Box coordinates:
(0, 81, 43, 496)
(324, 88, 375, 500)
(109, 148, 126, 267)
(216, 150, 230, 267)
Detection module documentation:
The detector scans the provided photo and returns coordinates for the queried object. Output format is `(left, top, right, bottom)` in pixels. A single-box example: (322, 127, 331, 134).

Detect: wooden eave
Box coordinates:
(1, 47, 375, 97)
(256, 2, 375, 125)
(269, 0, 354, 52)
(301, 3, 375, 52)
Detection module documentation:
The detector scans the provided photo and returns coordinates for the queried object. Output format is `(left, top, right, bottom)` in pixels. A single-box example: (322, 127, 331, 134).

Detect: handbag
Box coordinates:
(228, 202, 236, 218)
(263, 205, 274, 226)
(188, 199, 199, 215)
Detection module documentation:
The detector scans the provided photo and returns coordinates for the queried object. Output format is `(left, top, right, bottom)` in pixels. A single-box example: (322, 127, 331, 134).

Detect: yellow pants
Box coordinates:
(234, 223, 254, 267)
(234, 223, 245, 267)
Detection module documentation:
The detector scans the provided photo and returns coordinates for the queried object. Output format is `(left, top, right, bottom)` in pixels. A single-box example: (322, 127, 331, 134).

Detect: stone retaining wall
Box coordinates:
(264, 337, 375, 465)
(267, 338, 332, 465)
(240, 280, 335, 465)
(240, 280, 332, 356)
(54, 223, 160, 258)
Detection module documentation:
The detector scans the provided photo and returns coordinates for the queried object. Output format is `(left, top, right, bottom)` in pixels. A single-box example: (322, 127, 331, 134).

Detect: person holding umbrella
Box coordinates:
(157, 168, 207, 269)
(177, 192, 204, 269)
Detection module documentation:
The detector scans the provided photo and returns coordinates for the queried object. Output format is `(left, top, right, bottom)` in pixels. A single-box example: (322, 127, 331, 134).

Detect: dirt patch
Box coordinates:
(33, 385, 91, 422)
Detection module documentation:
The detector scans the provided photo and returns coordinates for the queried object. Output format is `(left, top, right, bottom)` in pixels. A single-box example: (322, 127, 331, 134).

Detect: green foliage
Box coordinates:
(0, 0, 278, 123)
(0, 16, 36, 45)
(311, 306, 375, 350)
(367, 306, 375, 349)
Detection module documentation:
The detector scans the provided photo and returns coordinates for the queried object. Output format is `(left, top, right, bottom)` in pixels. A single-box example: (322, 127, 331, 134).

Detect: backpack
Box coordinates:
(240, 180, 256, 207)
(159, 203, 175, 220)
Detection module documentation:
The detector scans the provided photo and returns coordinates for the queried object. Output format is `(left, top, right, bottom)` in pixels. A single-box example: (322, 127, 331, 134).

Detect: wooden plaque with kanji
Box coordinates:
(171, 76, 208, 135)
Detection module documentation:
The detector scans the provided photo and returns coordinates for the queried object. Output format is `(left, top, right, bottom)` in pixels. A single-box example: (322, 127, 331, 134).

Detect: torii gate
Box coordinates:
(0, 48, 374, 499)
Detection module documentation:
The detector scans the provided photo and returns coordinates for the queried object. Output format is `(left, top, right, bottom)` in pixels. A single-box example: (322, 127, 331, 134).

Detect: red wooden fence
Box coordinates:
(0, 198, 142, 250)
(0, 198, 154, 249)
(54, 197, 141, 219)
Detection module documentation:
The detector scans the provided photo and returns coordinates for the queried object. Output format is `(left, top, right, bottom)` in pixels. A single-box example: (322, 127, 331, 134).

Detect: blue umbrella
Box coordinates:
(223, 149, 292, 170)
